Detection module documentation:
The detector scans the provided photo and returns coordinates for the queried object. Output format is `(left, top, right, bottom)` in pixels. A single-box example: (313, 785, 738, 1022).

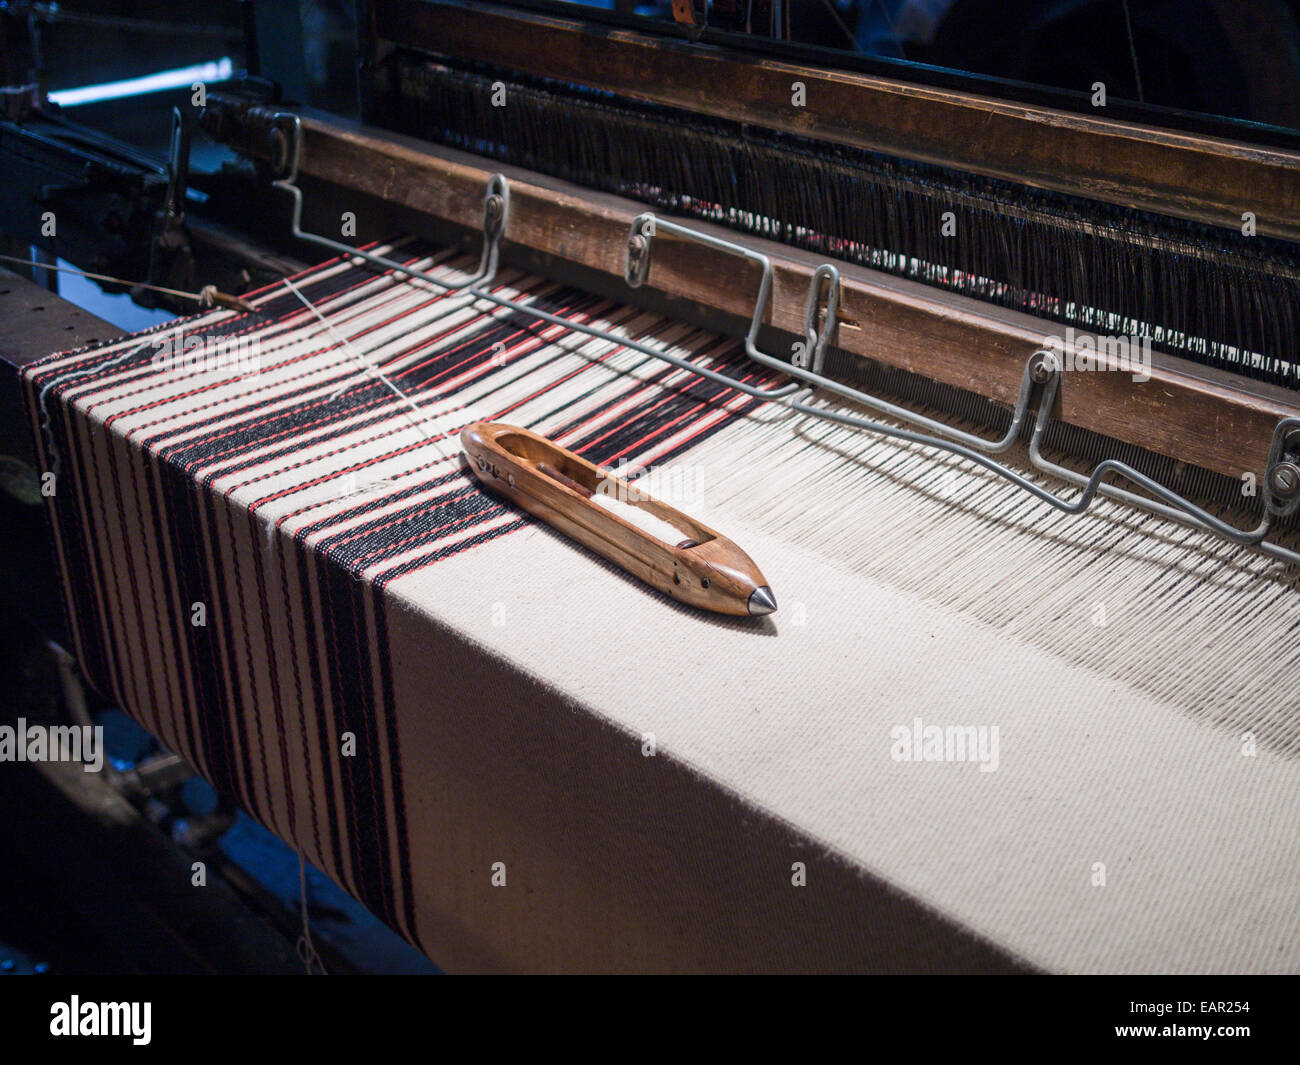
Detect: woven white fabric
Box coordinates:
(395, 450, 1300, 971)
(25, 242, 1300, 972)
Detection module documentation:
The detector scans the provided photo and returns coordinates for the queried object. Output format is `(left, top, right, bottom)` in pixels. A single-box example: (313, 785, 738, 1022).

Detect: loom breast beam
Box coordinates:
(460, 422, 777, 617)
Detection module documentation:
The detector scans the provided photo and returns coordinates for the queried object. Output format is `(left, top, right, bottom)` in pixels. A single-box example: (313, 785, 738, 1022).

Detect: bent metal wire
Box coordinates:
(270, 113, 1300, 568)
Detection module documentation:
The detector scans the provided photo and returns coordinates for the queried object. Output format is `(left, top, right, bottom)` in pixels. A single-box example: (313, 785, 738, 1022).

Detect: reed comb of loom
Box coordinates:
(394, 58, 1300, 395)
(461, 421, 777, 617)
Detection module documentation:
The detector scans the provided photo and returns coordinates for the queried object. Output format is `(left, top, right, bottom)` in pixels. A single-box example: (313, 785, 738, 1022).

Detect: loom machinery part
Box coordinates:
(374, 53, 1300, 395)
(0, 112, 184, 302)
(0, 70, 304, 318)
(195, 90, 1300, 561)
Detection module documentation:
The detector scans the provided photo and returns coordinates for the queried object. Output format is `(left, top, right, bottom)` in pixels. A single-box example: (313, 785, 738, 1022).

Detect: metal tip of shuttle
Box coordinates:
(747, 585, 777, 616)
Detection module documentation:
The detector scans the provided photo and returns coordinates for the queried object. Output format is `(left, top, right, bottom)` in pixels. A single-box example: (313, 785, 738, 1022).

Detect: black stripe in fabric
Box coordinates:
(142, 450, 196, 760)
(246, 507, 299, 840)
(372, 517, 528, 588)
(294, 468, 468, 544)
(222, 501, 281, 830)
(204, 483, 259, 813)
(351, 575, 393, 927)
(318, 548, 392, 921)
(153, 448, 242, 797)
(294, 538, 346, 877)
(326, 481, 506, 574)
(369, 581, 417, 939)
(268, 522, 326, 865)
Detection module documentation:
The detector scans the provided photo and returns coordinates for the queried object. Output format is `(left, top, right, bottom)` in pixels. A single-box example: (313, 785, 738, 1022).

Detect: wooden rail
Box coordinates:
(373, 0, 1300, 242)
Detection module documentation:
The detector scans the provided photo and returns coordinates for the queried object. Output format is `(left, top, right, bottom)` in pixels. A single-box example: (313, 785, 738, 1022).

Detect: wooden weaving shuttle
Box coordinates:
(460, 421, 777, 617)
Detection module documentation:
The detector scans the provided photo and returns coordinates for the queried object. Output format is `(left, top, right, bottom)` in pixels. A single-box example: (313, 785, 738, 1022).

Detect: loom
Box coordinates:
(4, 0, 1300, 973)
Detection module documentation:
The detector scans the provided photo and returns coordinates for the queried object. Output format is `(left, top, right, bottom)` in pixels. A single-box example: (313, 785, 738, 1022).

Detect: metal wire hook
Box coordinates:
(272, 112, 507, 292)
(626, 213, 805, 399)
(790, 350, 1300, 565)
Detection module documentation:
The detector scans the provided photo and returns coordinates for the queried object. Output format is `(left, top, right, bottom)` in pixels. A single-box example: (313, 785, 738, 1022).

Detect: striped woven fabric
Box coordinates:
(23, 239, 779, 948)
(24, 239, 1300, 972)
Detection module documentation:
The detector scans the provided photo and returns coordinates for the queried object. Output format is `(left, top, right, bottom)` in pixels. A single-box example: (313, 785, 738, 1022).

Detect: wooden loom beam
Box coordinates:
(374, 0, 1300, 243)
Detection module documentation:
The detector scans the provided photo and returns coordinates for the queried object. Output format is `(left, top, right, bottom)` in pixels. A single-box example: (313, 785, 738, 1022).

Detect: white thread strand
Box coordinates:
(296, 852, 328, 975)
(38, 340, 155, 477)
(283, 275, 457, 466)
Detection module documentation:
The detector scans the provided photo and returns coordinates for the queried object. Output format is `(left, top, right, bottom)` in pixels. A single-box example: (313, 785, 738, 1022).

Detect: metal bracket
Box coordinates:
(1264, 418, 1300, 520)
(1021, 361, 1300, 564)
(800, 264, 840, 376)
(272, 112, 507, 292)
(628, 214, 804, 399)
(626, 213, 1034, 453)
(670, 0, 709, 41)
